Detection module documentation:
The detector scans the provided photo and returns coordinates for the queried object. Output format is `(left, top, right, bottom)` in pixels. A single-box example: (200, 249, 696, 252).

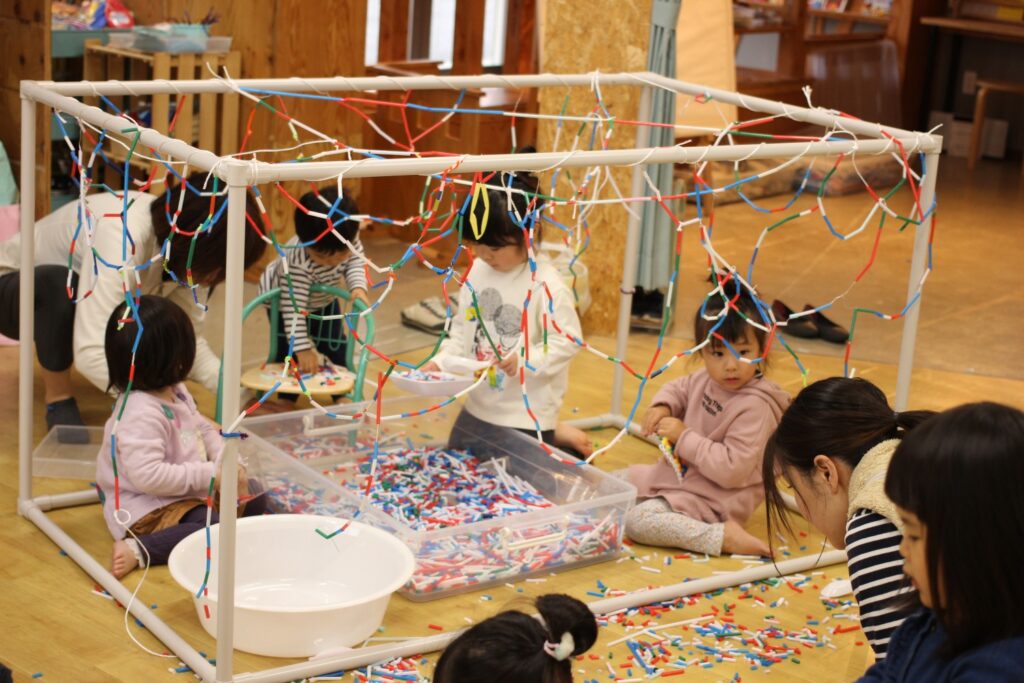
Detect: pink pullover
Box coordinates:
(629, 369, 790, 524)
(95, 384, 223, 539)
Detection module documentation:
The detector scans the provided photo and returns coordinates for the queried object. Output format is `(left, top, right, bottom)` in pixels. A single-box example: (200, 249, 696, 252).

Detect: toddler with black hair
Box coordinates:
(433, 593, 598, 683)
(259, 186, 370, 377)
(95, 295, 266, 578)
(626, 286, 789, 556)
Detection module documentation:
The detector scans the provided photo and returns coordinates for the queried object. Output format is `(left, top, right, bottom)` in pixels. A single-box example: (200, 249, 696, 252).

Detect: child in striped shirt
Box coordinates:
(762, 377, 934, 659)
(259, 187, 369, 377)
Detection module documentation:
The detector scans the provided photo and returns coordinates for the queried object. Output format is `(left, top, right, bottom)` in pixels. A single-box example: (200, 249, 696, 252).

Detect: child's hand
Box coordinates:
(497, 352, 518, 376)
(351, 288, 370, 308)
(641, 405, 672, 436)
(294, 349, 320, 375)
(419, 360, 441, 373)
(655, 417, 686, 445)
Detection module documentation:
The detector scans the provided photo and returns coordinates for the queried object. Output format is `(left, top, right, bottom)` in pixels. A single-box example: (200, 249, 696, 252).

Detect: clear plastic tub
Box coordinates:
(132, 25, 209, 53)
(32, 426, 104, 479)
(243, 397, 635, 600)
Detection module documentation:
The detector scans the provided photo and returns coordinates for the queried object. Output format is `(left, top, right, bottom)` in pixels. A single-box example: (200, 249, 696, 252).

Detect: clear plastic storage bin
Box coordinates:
(32, 426, 105, 479)
(243, 397, 635, 600)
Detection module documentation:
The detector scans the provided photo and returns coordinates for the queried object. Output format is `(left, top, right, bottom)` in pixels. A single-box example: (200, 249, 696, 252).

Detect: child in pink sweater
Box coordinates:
(627, 287, 789, 556)
(95, 296, 265, 578)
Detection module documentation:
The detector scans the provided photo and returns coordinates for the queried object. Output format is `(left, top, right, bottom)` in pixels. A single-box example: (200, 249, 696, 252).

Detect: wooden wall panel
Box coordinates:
(538, 0, 651, 335)
(1, 1, 50, 220)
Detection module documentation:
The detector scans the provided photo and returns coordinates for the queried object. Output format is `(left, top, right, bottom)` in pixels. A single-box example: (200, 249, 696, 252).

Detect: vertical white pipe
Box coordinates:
(18, 96, 37, 507)
(894, 152, 940, 411)
(215, 180, 247, 681)
(610, 86, 653, 416)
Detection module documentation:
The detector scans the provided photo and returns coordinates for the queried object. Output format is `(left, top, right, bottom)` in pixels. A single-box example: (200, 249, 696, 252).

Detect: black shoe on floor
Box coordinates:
(772, 299, 819, 339)
(805, 305, 849, 344)
(46, 397, 90, 444)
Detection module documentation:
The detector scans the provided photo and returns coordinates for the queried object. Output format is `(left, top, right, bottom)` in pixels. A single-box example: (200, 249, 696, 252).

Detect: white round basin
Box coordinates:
(168, 514, 415, 657)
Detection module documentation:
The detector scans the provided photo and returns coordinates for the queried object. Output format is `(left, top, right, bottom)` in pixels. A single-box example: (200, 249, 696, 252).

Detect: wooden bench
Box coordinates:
(969, 79, 1024, 172)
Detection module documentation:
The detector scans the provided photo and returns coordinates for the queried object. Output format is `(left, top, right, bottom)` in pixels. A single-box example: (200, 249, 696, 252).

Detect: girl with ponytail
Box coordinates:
(762, 376, 934, 660)
(433, 593, 598, 683)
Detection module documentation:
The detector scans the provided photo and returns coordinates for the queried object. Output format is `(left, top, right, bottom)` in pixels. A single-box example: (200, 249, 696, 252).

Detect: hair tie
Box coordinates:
(543, 632, 574, 661)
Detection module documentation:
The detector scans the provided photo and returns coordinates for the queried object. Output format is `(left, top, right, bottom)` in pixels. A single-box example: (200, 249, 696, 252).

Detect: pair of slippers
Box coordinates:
(772, 300, 849, 344)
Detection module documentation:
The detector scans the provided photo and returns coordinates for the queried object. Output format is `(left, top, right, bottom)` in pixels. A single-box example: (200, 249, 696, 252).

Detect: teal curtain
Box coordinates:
(635, 0, 681, 291)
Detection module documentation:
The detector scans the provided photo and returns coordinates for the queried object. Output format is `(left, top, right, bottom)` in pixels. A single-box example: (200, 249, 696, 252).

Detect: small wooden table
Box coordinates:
(241, 362, 355, 396)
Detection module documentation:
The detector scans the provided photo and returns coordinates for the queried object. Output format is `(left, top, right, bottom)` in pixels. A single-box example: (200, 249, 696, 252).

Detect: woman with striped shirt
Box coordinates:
(761, 377, 934, 659)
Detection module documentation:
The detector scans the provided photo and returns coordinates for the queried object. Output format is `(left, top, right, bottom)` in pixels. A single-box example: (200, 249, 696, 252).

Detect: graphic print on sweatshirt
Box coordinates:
(470, 287, 522, 391)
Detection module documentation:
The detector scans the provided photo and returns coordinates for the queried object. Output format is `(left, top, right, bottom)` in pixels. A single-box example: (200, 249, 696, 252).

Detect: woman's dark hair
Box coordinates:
(885, 402, 1024, 658)
(104, 295, 196, 393)
(433, 593, 597, 683)
(150, 173, 267, 283)
(464, 146, 544, 250)
(762, 377, 934, 545)
(694, 286, 769, 364)
(295, 186, 361, 254)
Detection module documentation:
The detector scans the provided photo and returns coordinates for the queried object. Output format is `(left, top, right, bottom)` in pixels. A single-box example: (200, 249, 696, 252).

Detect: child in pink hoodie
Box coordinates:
(627, 287, 789, 556)
(95, 296, 266, 578)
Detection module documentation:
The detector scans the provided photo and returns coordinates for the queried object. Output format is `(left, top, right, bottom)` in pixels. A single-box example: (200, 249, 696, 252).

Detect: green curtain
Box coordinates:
(635, 0, 681, 291)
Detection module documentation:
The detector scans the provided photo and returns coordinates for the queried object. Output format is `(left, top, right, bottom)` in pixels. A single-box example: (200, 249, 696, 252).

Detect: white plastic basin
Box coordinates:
(168, 514, 415, 657)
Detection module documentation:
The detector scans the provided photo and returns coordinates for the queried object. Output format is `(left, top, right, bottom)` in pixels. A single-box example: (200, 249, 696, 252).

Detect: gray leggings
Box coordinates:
(624, 497, 725, 556)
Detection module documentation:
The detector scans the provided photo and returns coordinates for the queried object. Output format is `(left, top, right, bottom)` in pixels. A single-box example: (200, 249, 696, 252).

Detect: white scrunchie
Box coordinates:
(543, 631, 574, 661)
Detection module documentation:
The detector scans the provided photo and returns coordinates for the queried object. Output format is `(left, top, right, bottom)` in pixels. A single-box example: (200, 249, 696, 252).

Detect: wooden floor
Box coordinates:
(2, 158, 1023, 682)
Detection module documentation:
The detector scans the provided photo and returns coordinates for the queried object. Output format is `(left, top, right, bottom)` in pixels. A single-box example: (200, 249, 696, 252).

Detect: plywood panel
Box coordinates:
(538, 0, 652, 335)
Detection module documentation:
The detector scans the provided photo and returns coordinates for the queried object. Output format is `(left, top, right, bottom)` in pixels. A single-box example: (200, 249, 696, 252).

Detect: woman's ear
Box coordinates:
(811, 454, 842, 495)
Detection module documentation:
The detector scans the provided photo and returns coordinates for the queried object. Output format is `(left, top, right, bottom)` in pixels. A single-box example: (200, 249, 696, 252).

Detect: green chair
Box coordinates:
(216, 283, 375, 423)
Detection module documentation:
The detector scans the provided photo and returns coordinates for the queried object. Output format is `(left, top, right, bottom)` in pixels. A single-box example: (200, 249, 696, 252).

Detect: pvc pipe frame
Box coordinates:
(17, 71, 933, 681)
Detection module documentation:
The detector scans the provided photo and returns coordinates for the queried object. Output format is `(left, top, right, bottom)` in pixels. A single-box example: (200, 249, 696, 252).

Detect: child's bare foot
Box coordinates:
(111, 539, 140, 579)
(722, 520, 771, 557)
(554, 423, 594, 457)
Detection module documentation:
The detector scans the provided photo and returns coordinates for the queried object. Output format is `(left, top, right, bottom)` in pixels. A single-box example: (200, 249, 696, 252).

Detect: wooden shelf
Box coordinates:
(808, 8, 891, 25)
(735, 22, 797, 33)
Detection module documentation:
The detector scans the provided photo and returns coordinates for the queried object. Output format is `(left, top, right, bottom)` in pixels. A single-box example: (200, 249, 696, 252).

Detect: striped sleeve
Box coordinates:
(340, 235, 367, 293)
(279, 248, 315, 352)
(845, 509, 915, 660)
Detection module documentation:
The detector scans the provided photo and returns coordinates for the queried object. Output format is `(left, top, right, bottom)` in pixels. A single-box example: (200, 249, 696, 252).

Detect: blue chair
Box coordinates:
(216, 283, 375, 423)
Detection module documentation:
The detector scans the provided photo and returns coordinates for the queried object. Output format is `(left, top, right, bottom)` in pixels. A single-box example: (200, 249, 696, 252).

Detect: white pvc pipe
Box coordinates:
(21, 501, 217, 681)
(241, 137, 937, 184)
(214, 181, 248, 681)
(894, 152, 941, 411)
(588, 549, 847, 614)
(32, 70, 928, 142)
(30, 488, 100, 512)
(20, 82, 223, 174)
(18, 96, 36, 508)
(610, 87, 653, 417)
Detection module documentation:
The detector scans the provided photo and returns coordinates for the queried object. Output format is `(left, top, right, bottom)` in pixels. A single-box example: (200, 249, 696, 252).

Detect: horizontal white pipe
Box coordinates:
(588, 549, 847, 614)
(232, 633, 459, 683)
(244, 137, 936, 183)
(28, 488, 100, 512)
(639, 72, 931, 146)
(21, 81, 223, 173)
(28, 70, 932, 142)
(22, 502, 217, 682)
(32, 72, 652, 97)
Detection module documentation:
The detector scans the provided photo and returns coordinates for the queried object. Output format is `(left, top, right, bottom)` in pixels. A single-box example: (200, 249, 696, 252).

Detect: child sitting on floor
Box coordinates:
(95, 296, 266, 578)
(626, 286, 789, 556)
(858, 401, 1024, 681)
(433, 593, 598, 683)
(259, 186, 370, 378)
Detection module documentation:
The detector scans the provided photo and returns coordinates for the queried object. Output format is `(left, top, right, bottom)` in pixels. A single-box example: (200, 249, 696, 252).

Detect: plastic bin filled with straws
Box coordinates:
(242, 396, 635, 601)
